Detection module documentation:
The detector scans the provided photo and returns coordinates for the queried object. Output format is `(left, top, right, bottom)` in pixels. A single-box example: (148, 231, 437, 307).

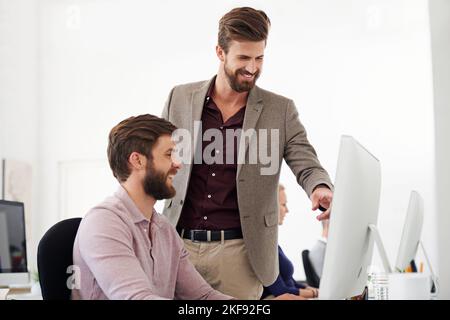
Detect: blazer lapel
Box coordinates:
(190, 77, 215, 165)
(237, 86, 264, 177)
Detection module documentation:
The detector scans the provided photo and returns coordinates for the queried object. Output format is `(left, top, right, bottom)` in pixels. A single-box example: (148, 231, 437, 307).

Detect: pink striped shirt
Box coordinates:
(71, 186, 232, 300)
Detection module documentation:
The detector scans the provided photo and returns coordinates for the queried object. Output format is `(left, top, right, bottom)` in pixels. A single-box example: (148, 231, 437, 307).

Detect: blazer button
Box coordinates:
(180, 200, 184, 205)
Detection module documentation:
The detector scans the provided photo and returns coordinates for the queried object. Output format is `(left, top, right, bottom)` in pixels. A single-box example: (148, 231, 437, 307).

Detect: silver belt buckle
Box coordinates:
(190, 229, 201, 243)
(190, 229, 212, 242)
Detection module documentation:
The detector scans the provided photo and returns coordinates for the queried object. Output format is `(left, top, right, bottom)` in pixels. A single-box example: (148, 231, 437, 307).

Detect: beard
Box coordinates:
(143, 162, 177, 200)
(224, 62, 260, 93)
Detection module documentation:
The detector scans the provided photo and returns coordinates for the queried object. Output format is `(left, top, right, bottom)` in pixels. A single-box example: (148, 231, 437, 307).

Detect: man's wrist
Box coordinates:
(312, 183, 330, 193)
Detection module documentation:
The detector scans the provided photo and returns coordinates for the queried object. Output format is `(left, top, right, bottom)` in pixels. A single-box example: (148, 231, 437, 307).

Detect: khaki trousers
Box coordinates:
(183, 238, 263, 300)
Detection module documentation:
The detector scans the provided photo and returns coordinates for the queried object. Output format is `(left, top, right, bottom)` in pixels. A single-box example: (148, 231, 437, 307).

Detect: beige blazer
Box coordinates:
(161, 77, 332, 286)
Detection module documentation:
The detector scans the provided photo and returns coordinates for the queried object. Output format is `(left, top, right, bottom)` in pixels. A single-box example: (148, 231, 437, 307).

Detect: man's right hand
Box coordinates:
(272, 293, 306, 300)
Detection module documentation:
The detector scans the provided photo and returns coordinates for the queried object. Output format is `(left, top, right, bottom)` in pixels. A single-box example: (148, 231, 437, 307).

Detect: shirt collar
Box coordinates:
(205, 75, 216, 101)
(114, 185, 161, 228)
(204, 75, 247, 118)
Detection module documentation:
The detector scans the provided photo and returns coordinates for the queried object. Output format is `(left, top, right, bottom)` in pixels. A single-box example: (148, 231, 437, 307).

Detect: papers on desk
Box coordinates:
(0, 288, 10, 300)
(4, 283, 43, 300)
(6, 292, 42, 300)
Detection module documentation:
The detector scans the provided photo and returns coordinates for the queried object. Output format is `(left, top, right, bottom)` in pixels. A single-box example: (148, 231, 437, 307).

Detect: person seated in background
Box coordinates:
(308, 218, 329, 279)
(261, 184, 320, 299)
(71, 114, 233, 300)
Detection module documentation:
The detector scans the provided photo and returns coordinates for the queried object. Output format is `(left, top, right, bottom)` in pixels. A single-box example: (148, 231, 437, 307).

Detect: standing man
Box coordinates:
(162, 7, 333, 300)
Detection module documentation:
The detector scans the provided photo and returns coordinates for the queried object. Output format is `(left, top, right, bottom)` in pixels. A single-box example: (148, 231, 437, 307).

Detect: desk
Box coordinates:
(3, 284, 43, 300)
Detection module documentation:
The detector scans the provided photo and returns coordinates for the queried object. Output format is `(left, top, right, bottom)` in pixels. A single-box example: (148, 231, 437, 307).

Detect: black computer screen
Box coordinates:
(0, 200, 28, 273)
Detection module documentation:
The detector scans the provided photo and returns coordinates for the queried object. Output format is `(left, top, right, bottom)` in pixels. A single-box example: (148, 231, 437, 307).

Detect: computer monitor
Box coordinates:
(395, 191, 424, 272)
(319, 135, 382, 300)
(0, 200, 29, 286)
(393, 191, 438, 293)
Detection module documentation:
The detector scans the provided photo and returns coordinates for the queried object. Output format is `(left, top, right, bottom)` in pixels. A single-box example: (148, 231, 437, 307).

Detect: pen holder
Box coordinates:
(387, 273, 431, 300)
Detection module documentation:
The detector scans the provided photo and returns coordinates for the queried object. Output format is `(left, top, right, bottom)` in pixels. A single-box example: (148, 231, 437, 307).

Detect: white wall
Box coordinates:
(1, 0, 440, 283)
(429, 0, 450, 300)
(275, 0, 437, 279)
(0, 0, 39, 271)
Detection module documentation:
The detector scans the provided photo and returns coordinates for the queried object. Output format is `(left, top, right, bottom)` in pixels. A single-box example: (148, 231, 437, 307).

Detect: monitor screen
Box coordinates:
(319, 136, 381, 300)
(395, 191, 424, 272)
(0, 200, 28, 273)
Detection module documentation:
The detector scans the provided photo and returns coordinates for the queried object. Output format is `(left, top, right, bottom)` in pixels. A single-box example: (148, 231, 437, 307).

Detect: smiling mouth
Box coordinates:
(240, 73, 254, 79)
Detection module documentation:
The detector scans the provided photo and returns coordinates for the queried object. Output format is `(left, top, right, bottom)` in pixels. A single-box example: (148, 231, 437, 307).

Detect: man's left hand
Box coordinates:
(310, 186, 333, 221)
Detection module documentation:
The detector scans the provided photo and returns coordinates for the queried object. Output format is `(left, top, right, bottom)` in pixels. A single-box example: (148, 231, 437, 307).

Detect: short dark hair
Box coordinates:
(218, 7, 271, 53)
(107, 114, 177, 182)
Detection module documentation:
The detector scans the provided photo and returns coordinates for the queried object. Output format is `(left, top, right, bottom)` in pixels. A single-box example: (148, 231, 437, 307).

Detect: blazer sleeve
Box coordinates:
(283, 99, 334, 197)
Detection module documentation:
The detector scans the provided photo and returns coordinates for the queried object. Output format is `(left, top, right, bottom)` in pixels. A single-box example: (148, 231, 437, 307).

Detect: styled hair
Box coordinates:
(107, 114, 176, 182)
(218, 7, 271, 53)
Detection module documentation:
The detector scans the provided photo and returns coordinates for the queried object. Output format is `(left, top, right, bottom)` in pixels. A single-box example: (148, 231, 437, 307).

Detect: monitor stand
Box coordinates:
(368, 224, 393, 273)
(419, 241, 439, 296)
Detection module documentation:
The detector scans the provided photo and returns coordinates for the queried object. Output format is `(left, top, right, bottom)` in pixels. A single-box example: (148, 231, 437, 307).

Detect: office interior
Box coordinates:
(0, 0, 449, 299)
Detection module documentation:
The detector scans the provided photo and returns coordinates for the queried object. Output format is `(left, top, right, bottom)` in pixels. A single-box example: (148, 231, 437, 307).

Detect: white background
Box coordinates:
(0, 0, 447, 293)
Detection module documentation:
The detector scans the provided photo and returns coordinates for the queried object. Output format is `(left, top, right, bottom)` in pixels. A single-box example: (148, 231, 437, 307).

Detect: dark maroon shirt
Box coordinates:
(177, 83, 245, 230)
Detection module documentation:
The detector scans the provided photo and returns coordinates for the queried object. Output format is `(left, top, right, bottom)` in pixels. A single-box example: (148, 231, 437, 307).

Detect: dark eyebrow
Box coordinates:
(237, 55, 264, 59)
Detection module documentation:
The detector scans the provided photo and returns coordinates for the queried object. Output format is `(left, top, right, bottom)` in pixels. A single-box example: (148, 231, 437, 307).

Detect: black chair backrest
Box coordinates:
(37, 218, 82, 300)
(302, 249, 321, 288)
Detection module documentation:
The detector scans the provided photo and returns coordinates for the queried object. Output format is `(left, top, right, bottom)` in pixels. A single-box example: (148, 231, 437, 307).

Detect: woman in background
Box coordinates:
(261, 184, 319, 299)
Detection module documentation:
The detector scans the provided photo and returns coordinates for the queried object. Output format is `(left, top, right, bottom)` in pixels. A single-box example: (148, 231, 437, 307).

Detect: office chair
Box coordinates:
(302, 249, 321, 288)
(37, 218, 82, 300)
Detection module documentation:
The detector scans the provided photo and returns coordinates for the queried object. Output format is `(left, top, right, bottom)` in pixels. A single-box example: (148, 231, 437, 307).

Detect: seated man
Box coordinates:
(71, 114, 232, 300)
(261, 184, 319, 299)
(71, 115, 301, 301)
